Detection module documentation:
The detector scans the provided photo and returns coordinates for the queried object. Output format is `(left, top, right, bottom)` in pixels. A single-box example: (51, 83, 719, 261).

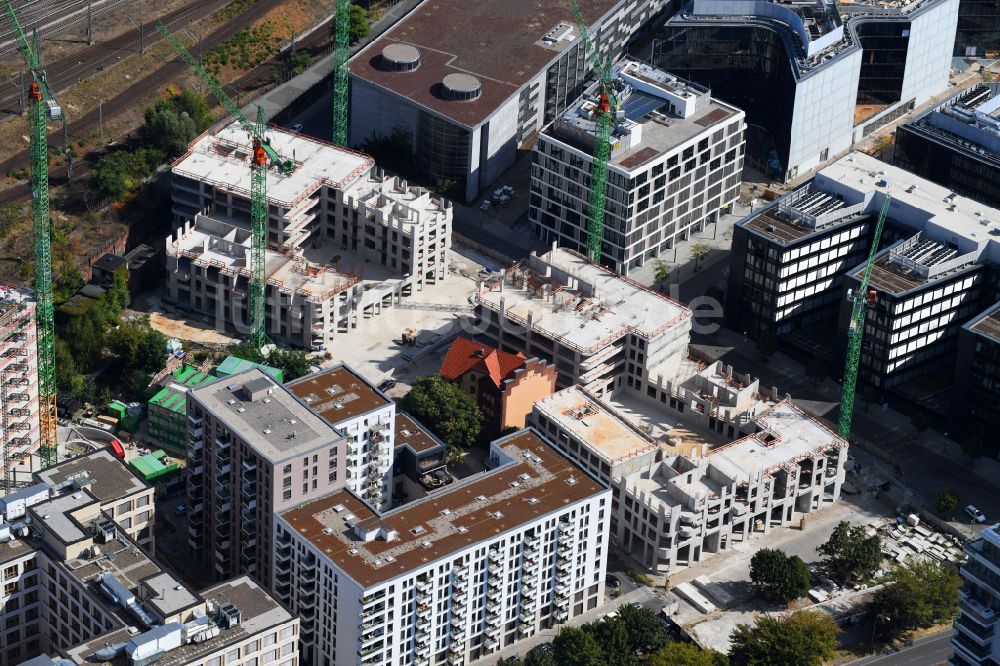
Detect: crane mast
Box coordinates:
(566, 0, 616, 264)
(4, 2, 61, 470)
(838, 194, 892, 439)
(332, 0, 349, 146)
(157, 21, 296, 350)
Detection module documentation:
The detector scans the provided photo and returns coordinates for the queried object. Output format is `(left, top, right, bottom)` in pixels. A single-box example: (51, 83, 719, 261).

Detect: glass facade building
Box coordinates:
(955, 0, 1000, 56)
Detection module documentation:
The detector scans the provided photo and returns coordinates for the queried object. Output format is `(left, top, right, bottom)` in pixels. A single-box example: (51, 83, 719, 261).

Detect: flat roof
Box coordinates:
(477, 247, 691, 354)
(142, 571, 201, 618)
(279, 430, 606, 588)
(350, 0, 620, 128)
(287, 365, 391, 425)
(814, 153, 1000, 263)
(172, 123, 373, 208)
(709, 400, 845, 482)
(968, 302, 1000, 342)
(65, 577, 294, 666)
(534, 386, 657, 465)
(394, 413, 445, 455)
(189, 370, 343, 462)
(36, 450, 147, 504)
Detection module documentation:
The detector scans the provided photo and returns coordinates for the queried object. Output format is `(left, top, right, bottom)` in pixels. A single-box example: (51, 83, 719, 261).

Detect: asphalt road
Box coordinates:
(850, 630, 953, 665)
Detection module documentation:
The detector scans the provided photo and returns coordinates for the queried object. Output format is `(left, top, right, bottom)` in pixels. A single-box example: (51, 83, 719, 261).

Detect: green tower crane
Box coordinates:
(157, 21, 295, 350)
(838, 193, 892, 440)
(566, 0, 617, 264)
(4, 2, 62, 469)
(332, 0, 349, 146)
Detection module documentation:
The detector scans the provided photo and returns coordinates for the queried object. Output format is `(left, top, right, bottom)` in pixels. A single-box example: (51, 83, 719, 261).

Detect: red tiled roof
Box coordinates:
(439, 337, 526, 388)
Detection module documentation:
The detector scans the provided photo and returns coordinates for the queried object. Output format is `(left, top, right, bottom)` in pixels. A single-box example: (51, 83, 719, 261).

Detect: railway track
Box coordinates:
(0, 0, 234, 116)
(0, 0, 324, 203)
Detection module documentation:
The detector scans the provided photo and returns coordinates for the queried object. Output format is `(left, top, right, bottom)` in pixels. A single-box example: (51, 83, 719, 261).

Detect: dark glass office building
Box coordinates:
(894, 83, 1000, 210)
(955, 0, 1000, 56)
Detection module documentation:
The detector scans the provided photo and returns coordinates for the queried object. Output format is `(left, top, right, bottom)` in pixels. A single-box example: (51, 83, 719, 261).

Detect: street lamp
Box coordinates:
(870, 612, 890, 649)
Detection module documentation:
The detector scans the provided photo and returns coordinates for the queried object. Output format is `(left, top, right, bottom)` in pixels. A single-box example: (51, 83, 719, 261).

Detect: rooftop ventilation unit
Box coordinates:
(441, 73, 481, 101)
(381, 43, 421, 72)
(217, 603, 241, 629)
(93, 517, 116, 543)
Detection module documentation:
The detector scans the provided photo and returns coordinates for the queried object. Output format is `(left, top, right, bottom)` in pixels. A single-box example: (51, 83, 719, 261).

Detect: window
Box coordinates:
(282, 489, 292, 501)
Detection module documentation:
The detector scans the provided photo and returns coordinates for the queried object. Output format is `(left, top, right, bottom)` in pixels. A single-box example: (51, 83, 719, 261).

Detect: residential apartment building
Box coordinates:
(185, 369, 347, 586)
(0, 453, 298, 666)
(439, 337, 557, 438)
(349, 0, 675, 201)
(147, 365, 217, 453)
(34, 449, 156, 553)
(0, 283, 40, 489)
(952, 523, 1000, 664)
(168, 125, 451, 350)
(531, 386, 848, 573)
(894, 83, 1000, 210)
(474, 245, 692, 397)
(285, 365, 396, 510)
(273, 429, 611, 666)
(654, 0, 958, 181)
(530, 58, 745, 273)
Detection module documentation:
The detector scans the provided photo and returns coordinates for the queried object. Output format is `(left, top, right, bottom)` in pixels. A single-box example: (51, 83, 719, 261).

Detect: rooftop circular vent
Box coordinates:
(381, 44, 420, 71)
(442, 73, 481, 101)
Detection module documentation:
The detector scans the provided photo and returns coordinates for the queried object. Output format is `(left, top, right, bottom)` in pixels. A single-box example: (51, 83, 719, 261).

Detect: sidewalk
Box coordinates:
(471, 587, 661, 665)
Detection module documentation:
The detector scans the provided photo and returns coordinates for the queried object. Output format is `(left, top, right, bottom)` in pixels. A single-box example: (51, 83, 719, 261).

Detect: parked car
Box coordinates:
(966, 505, 987, 523)
(174, 504, 188, 516)
(606, 574, 621, 589)
(378, 380, 397, 392)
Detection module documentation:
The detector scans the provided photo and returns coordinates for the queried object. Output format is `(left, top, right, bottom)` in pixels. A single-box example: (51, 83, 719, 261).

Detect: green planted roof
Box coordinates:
(215, 355, 284, 383)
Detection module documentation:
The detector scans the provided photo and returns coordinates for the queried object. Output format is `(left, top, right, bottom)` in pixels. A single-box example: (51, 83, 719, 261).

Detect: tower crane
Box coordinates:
(838, 193, 892, 440)
(332, 0, 349, 146)
(566, 0, 617, 264)
(157, 20, 295, 350)
(4, 2, 62, 469)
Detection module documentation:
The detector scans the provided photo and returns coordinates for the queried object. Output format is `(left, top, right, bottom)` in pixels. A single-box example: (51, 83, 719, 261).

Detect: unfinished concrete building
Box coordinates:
(0, 283, 40, 489)
(167, 124, 451, 350)
(474, 245, 692, 397)
(532, 386, 848, 574)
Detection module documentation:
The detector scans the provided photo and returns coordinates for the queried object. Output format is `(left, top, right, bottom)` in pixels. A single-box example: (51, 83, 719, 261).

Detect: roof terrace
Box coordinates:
(278, 429, 606, 588)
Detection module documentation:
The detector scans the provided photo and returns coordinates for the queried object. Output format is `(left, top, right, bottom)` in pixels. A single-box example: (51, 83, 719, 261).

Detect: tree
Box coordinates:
(910, 412, 929, 440)
(54, 265, 84, 305)
(524, 647, 557, 666)
(755, 329, 777, 361)
(141, 105, 198, 158)
(498, 659, 524, 666)
(348, 4, 369, 44)
(935, 488, 959, 514)
(729, 612, 839, 666)
(400, 376, 482, 448)
(690, 243, 710, 270)
(817, 521, 881, 583)
(591, 617, 635, 666)
(653, 260, 671, 291)
(92, 148, 163, 200)
(868, 559, 961, 642)
(961, 434, 984, 462)
(805, 356, 828, 386)
(268, 348, 313, 381)
(445, 445, 464, 467)
(749, 549, 812, 603)
(55, 339, 86, 402)
(616, 603, 669, 655)
(107, 318, 166, 375)
(552, 627, 606, 666)
(165, 89, 213, 132)
(646, 642, 729, 666)
(63, 309, 107, 371)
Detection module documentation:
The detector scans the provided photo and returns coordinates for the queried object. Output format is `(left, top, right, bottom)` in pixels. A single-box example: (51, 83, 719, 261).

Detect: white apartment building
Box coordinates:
(531, 59, 746, 273)
(168, 124, 451, 350)
(532, 384, 847, 573)
(285, 365, 397, 510)
(0, 452, 298, 666)
(0, 283, 40, 489)
(273, 429, 611, 666)
(475, 245, 692, 396)
(186, 366, 397, 587)
(953, 523, 1000, 665)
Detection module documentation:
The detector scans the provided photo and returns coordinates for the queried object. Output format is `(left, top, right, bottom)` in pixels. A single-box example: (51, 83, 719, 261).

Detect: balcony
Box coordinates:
(416, 579, 431, 594)
(488, 549, 502, 565)
(241, 459, 257, 474)
(555, 610, 569, 623)
(523, 556, 539, 572)
(522, 572, 538, 589)
(450, 628, 465, 643)
(558, 521, 573, 535)
(486, 599, 501, 615)
(215, 463, 232, 477)
(959, 595, 998, 624)
(190, 437, 204, 451)
(414, 645, 430, 660)
(485, 636, 499, 650)
(453, 587, 467, 603)
(521, 598, 537, 614)
(416, 602, 431, 619)
(189, 426, 204, 439)
(188, 413, 203, 426)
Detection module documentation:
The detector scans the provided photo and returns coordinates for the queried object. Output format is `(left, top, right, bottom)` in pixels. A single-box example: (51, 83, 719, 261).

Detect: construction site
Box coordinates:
(166, 123, 453, 350)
